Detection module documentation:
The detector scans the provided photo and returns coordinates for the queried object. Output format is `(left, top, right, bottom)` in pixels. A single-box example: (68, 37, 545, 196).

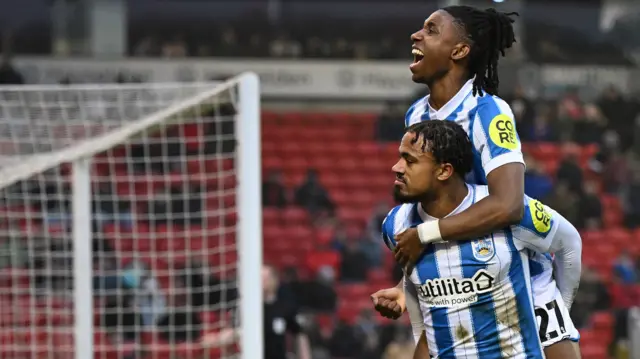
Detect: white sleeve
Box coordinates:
(404, 275, 425, 345)
(547, 209, 582, 310)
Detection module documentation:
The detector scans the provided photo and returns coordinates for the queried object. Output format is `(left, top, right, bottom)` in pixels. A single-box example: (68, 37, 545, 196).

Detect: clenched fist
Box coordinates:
(370, 287, 406, 320)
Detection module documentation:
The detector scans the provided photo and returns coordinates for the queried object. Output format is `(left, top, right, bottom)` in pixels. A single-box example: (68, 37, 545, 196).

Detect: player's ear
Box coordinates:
(451, 43, 470, 61)
(436, 163, 455, 181)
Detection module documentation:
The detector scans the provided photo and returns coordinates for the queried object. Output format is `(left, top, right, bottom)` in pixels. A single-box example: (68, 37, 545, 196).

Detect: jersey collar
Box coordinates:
(426, 78, 474, 120)
(417, 184, 474, 221)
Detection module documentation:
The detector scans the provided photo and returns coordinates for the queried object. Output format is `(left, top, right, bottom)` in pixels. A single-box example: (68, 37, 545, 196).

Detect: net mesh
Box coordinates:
(0, 83, 244, 359)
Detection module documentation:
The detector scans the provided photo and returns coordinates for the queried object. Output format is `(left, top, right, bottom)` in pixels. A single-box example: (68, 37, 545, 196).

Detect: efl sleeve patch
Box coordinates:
(528, 199, 552, 234)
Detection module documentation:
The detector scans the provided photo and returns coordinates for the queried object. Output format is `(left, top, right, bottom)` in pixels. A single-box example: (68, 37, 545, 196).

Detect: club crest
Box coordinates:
(472, 236, 495, 262)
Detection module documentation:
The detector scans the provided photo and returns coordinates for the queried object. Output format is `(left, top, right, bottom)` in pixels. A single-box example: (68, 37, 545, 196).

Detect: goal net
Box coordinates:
(0, 75, 262, 359)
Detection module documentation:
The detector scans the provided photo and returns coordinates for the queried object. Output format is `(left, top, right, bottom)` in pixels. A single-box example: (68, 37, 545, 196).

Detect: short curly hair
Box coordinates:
(406, 120, 473, 179)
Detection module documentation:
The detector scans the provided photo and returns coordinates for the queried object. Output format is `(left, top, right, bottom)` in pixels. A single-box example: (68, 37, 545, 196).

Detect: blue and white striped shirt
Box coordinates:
(382, 185, 547, 359)
(405, 78, 524, 185)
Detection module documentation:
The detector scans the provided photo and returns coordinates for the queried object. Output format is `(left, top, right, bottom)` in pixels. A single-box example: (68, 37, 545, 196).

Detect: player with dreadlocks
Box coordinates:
(370, 5, 582, 359)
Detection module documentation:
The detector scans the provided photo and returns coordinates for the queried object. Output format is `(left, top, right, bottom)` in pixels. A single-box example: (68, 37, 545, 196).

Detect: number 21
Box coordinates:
(534, 300, 566, 341)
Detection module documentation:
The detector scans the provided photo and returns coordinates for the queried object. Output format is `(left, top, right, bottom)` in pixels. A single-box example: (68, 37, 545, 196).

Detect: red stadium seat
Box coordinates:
(603, 227, 631, 246)
(281, 207, 309, 225)
(306, 251, 340, 274)
(336, 283, 371, 300)
(590, 312, 614, 333)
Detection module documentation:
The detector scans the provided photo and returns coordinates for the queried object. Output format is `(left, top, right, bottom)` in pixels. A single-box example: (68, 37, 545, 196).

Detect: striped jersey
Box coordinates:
(382, 184, 558, 358)
(405, 80, 557, 332)
(405, 78, 524, 185)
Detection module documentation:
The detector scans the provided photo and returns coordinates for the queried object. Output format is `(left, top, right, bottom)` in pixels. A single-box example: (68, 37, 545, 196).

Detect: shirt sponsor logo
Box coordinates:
(418, 270, 495, 308)
(488, 114, 519, 150)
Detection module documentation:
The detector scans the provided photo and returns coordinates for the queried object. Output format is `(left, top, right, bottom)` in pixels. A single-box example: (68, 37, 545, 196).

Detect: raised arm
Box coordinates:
(437, 163, 524, 240)
(421, 99, 525, 241)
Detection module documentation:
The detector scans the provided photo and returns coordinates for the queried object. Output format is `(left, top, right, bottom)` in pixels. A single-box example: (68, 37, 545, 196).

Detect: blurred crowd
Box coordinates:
(128, 19, 628, 65)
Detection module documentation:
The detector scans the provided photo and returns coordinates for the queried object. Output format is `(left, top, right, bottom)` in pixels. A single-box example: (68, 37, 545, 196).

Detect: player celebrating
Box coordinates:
(396, 5, 523, 268)
(382, 120, 581, 358)
(371, 5, 581, 358)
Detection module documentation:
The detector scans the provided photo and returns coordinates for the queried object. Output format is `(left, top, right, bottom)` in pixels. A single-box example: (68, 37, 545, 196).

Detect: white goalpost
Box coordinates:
(0, 74, 262, 359)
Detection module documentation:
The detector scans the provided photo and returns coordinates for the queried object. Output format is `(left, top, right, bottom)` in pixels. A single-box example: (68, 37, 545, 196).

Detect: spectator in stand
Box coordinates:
(610, 309, 630, 359)
(304, 315, 331, 359)
(156, 274, 203, 343)
(133, 36, 160, 57)
(557, 88, 584, 141)
(127, 262, 166, 327)
(545, 180, 580, 226)
(330, 224, 349, 252)
(598, 85, 634, 148)
(218, 27, 243, 57)
(339, 238, 370, 282)
(269, 32, 302, 58)
(523, 154, 553, 200)
(578, 179, 603, 230)
(556, 142, 584, 191)
(570, 266, 610, 328)
(382, 325, 415, 359)
(0, 231, 26, 269)
(573, 103, 608, 145)
(262, 170, 288, 208)
(523, 102, 558, 142)
(353, 309, 380, 359)
(295, 169, 334, 216)
(359, 231, 384, 268)
(179, 260, 238, 309)
(301, 266, 337, 312)
(93, 182, 134, 228)
(329, 319, 362, 358)
(508, 85, 535, 137)
(375, 102, 408, 142)
(161, 35, 187, 57)
(622, 168, 640, 228)
(102, 290, 143, 345)
(367, 202, 390, 239)
(596, 131, 630, 193)
(613, 252, 638, 285)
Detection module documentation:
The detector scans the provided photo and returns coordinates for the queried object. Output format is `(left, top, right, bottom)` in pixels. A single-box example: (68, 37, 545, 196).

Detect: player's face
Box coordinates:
(409, 10, 462, 84)
(392, 132, 440, 203)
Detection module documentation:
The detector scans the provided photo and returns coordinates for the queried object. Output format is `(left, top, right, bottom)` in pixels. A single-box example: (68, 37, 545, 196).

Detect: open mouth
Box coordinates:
(412, 48, 424, 63)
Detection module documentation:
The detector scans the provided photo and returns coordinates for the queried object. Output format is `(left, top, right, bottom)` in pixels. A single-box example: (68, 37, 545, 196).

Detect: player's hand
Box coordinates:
(394, 228, 424, 266)
(370, 287, 405, 320)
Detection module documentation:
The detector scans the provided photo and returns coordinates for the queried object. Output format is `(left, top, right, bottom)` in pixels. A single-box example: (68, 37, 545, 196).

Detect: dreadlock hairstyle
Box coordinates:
(441, 6, 518, 96)
(406, 120, 473, 179)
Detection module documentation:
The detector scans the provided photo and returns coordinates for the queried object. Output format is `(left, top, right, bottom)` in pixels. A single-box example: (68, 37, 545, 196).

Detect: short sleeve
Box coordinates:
(381, 206, 402, 251)
(471, 96, 525, 176)
(511, 197, 555, 253)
